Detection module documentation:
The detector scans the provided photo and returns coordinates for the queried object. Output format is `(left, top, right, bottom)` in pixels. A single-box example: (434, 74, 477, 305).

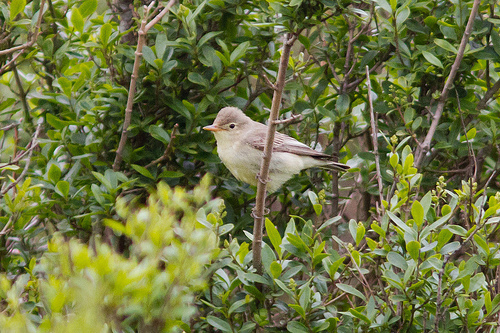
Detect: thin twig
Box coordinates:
(272, 114, 303, 125)
(252, 33, 296, 275)
(0, 0, 46, 57)
(144, 123, 179, 169)
(456, 90, 477, 180)
(262, 73, 277, 90)
(0, 123, 42, 197)
(113, 0, 177, 171)
(477, 78, 500, 110)
(415, 0, 481, 167)
(366, 66, 384, 213)
(0, 123, 19, 132)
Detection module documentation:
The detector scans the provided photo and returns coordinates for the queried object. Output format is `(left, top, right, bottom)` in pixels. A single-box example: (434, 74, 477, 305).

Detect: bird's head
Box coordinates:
(203, 107, 251, 137)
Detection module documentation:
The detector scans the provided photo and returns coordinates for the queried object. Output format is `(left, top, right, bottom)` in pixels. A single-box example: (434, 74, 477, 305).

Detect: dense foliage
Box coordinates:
(1, 0, 500, 331)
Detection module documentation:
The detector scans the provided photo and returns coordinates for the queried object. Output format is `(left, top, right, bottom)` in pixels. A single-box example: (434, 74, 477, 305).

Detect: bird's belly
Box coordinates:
(217, 142, 262, 186)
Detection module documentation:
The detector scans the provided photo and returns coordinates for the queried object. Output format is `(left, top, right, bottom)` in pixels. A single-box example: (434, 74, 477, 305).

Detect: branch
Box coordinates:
(0, 123, 42, 197)
(0, 0, 46, 76)
(113, 0, 177, 171)
(144, 123, 179, 169)
(252, 33, 295, 275)
(366, 66, 384, 213)
(477, 78, 500, 110)
(0, 0, 46, 56)
(272, 113, 303, 125)
(414, 0, 481, 168)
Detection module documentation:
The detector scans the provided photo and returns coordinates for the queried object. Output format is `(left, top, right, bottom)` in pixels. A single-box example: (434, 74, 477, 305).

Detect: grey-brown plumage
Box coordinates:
(204, 107, 350, 191)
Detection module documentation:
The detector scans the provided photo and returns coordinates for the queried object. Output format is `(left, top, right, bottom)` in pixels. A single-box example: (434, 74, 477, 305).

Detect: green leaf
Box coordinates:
(270, 261, 282, 279)
(447, 224, 467, 236)
(287, 320, 308, 333)
(485, 291, 492, 314)
(131, 164, 155, 179)
(159, 170, 184, 178)
(55, 180, 70, 198)
(91, 184, 105, 207)
(420, 212, 452, 240)
(349, 308, 371, 324)
(100, 23, 112, 46)
(406, 241, 420, 260)
(330, 257, 345, 279)
(92, 171, 113, 192)
(265, 218, 282, 259)
(71, 7, 84, 33)
(434, 39, 458, 53)
(389, 153, 399, 169)
(371, 221, 386, 238)
(387, 251, 408, 270)
(460, 127, 476, 142)
(10, 0, 26, 21)
(188, 72, 208, 87)
(206, 316, 232, 332)
(473, 234, 490, 255)
(422, 51, 443, 68)
(411, 200, 424, 227)
(197, 31, 223, 48)
(336, 283, 366, 301)
(228, 298, 248, 315)
(299, 284, 311, 309)
(48, 164, 61, 184)
(336, 94, 350, 114)
(387, 211, 412, 234)
(491, 30, 500, 56)
(79, 0, 98, 18)
(142, 46, 157, 69)
(57, 77, 72, 98)
(149, 125, 170, 144)
(230, 41, 250, 64)
(356, 222, 365, 246)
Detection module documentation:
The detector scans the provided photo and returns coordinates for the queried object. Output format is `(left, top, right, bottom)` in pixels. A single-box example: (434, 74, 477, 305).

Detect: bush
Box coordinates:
(0, 178, 217, 332)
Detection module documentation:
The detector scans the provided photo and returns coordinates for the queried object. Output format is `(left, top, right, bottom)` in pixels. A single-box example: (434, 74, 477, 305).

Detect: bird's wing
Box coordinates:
(246, 127, 330, 158)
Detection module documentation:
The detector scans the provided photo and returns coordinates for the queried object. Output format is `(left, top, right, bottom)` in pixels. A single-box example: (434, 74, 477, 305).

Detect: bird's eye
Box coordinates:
(229, 123, 236, 129)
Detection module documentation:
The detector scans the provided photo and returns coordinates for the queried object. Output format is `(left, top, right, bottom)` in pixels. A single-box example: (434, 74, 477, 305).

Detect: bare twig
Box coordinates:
(477, 78, 500, 110)
(144, 123, 179, 169)
(113, 0, 177, 171)
(272, 114, 302, 125)
(414, 0, 481, 167)
(262, 73, 277, 90)
(0, 0, 46, 76)
(0, 123, 42, 197)
(0, 0, 46, 56)
(366, 66, 384, 212)
(0, 123, 19, 132)
(252, 33, 297, 275)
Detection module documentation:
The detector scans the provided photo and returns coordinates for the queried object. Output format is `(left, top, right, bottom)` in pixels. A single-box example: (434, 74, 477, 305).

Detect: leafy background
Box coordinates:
(1, 0, 500, 331)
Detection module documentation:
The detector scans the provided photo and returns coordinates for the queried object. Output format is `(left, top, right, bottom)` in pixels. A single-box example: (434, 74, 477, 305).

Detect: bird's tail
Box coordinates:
(322, 161, 350, 172)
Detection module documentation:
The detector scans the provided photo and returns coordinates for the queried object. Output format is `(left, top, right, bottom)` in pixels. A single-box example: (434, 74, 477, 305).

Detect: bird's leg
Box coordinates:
(251, 207, 270, 219)
(256, 172, 271, 185)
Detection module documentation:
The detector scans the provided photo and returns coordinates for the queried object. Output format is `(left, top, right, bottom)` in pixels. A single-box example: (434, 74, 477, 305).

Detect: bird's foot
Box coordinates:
(251, 207, 270, 219)
(256, 173, 271, 185)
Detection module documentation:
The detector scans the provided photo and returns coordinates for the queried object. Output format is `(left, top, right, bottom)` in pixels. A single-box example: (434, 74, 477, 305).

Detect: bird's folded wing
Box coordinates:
(247, 130, 330, 158)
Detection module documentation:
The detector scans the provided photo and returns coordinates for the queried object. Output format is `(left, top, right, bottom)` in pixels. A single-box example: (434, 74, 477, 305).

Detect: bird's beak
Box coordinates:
(203, 124, 223, 132)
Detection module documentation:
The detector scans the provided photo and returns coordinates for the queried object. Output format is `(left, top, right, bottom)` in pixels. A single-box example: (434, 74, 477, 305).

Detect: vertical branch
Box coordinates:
(414, 0, 481, 167)
(113, 0, 176, 171)
(366, 66, 384, 213)
(331, 121, 341, 216)
(252, 33, 296, 275)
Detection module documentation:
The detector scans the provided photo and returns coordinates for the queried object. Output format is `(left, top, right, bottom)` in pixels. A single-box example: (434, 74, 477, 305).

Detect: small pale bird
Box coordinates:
(203, 107, 350, 192)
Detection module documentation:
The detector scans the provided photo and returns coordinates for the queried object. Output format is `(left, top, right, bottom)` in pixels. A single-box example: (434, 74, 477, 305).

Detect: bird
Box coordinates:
(203, 107, 350, 192)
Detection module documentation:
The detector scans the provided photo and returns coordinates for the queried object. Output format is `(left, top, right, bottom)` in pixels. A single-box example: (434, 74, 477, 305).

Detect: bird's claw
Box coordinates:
(256, 173, 271, 185)
(251, 207, 270, 219)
